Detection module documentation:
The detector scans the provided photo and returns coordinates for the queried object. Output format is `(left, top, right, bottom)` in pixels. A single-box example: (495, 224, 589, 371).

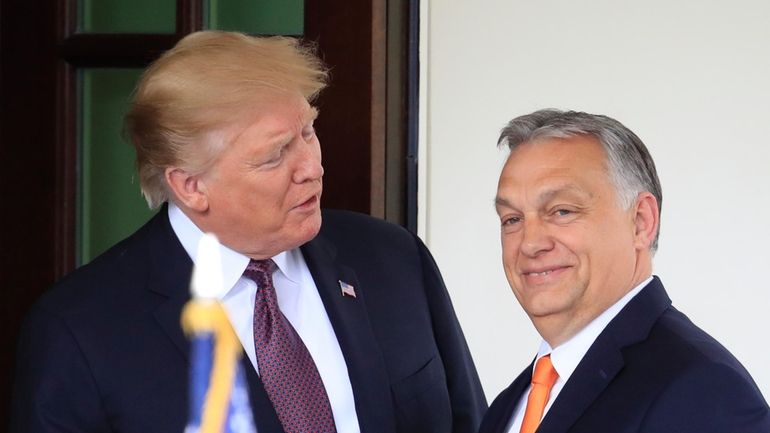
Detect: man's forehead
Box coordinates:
(501, 138, 608, 181)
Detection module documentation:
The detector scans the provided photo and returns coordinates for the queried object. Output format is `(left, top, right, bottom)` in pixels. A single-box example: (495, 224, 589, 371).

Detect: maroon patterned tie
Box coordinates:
(244, 259, 337, 433)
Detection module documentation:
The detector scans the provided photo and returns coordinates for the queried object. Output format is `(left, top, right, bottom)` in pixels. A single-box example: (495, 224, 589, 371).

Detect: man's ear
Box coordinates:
(633, 192, 659, 250)
(165, 167, 209, 212)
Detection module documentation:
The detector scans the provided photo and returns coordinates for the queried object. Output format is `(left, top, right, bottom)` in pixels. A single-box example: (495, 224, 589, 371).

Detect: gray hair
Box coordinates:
(498, 109, 662, 251)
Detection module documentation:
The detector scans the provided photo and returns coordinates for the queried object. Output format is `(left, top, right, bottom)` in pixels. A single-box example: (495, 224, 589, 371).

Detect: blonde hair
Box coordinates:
(124, 31, 328, 208)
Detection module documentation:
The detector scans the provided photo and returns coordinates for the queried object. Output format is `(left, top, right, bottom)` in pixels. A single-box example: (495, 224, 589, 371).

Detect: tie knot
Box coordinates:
(243, 259, 276, 288)
(532, 355, 558, 388)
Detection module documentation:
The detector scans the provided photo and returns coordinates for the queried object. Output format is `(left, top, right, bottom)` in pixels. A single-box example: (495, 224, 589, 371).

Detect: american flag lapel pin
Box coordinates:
(338, 280, 357, 298)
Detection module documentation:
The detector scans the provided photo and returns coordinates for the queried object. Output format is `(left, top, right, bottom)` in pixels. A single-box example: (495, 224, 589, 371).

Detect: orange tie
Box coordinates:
(519, 355, 559, 433)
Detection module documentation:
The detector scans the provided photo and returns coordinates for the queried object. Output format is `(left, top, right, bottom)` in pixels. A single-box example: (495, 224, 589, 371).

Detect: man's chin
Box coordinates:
(296, 213, 323, 244)
(522, 294, 570, 319)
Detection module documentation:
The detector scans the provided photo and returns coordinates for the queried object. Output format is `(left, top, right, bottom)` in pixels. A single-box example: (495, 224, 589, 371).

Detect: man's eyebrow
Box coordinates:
(494, 196, 514, 209)
(262, 106, 320, 146)
(540, 183, 594, 202)
(537, 185, 590, 204)
(308, 106, 319, 121)
(494, 184, 591, 210)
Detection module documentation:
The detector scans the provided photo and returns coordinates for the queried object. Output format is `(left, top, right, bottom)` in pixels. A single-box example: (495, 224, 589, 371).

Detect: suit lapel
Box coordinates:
(538, 277, 672, 433)
(538, 344, 624, 433)
(490, 363, 534, 433)
(301, 234, 396, 433)
(141, 207, 195, 360)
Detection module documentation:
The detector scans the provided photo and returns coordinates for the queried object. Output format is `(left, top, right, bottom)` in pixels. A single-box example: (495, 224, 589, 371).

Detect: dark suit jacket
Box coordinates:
(11, 208, 486, 433)
(479, 277, 770, 433)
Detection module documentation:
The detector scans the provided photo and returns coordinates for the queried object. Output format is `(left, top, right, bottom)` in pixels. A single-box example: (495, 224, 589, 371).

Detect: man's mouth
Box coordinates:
(525, 269, 555, 277)
(521, 266, 571, 282)
(294, 194, 319, 210)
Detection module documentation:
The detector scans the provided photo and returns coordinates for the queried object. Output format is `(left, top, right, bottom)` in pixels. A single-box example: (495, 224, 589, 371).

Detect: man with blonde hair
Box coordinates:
(12, 31, 486, 433)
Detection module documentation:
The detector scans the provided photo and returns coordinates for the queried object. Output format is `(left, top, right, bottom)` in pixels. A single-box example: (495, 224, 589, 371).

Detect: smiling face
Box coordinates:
(191, 93, 324, 259)
(495, 135, 653, 346)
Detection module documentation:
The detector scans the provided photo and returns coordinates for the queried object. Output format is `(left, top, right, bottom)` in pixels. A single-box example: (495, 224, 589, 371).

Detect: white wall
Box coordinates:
(420, 0, 770, 401)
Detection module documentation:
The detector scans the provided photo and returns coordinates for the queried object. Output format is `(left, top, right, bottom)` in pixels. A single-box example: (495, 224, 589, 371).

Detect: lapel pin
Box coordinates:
(338, 280, 357, 298)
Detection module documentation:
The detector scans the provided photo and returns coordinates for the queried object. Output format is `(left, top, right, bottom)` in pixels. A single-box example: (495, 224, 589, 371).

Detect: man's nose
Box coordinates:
(293, 141, 324, 183)
(520, 218, 553, 257)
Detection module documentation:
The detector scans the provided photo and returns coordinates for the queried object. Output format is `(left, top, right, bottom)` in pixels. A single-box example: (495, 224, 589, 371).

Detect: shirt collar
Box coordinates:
(167, 201, 299, 297)
(271, 248, 303, 284)
(534, 276, 653, 381)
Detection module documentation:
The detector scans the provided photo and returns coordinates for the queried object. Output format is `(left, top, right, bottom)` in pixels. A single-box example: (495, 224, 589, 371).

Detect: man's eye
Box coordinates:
(552, 208, 580, 222)
(261, 148, 286, 167)
(502, 216, 521, 226)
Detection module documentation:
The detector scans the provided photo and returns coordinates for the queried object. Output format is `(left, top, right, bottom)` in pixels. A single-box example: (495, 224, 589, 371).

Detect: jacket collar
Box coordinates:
(133, 205, 194, 358)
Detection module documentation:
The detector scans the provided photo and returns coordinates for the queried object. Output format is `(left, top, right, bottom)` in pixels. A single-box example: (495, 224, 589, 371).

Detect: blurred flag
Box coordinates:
(182, 233, 257, 433)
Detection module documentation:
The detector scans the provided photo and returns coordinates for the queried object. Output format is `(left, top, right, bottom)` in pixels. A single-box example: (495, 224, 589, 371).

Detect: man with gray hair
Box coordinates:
(479, 109, 770, 433)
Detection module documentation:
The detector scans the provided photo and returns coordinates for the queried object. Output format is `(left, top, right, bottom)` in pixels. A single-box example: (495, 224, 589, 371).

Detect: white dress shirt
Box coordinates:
(168, 203, 361, 433)
(506, 276, 653, 433)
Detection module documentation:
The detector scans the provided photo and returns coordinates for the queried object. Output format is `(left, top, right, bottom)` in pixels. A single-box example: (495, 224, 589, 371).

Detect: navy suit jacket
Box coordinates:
(479, 277, 770, 433)
(11, 208, 486, 433)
